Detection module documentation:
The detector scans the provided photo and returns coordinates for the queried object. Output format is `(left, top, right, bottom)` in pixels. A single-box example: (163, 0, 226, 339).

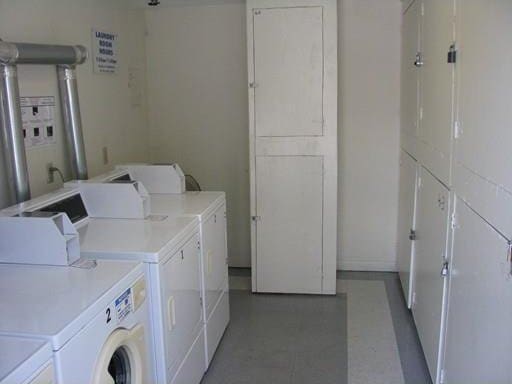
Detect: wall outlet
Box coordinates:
(102, 147, 109, 165)
(46, 162, 54, 184)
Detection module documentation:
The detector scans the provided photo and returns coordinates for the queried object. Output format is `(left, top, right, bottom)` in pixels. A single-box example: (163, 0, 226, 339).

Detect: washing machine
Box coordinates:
(0, 336, 54, 384)
(0, 187, 205, 384)
(0, 261, 152, 384)
(89, 165, 230, 368)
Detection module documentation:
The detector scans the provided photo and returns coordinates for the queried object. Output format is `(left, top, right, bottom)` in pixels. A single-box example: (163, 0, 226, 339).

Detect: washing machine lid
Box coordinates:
(0, 261, 143, 351)
(150, 191, 226, 222)
(78, 214, 199, 264)
(0, 336, 52, 384)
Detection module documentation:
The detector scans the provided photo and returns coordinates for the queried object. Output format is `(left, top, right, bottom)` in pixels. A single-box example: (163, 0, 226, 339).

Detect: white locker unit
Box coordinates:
(401, 0, 421, 158)
(453, 1, 512, 240)
(412, 167, 450, 384)
(247, 0, 338, 295)
(442, 197, 512, 384)
(397, 150, 419, 308)
(417, 0, 456, 187)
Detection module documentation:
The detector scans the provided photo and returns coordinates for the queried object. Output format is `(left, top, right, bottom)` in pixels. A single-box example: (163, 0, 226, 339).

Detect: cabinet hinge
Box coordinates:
(409, 229, 417, 241)
(411, 291, 417, 308)
(451, 213, 458, 230)
(417, 176, 422, 190)
(507, 241, 512, 276)
(421, 3, 425, 16)
(454, 120, 462, 139)
(419, 106, 423, 121)
(441, 260, 450, 277)
(440, 369, 446, 384)
(251, 215, 261, 222)
(249, 82, 258, 89)
(447, 43, 457, 64)
(200, 297, 203, 307)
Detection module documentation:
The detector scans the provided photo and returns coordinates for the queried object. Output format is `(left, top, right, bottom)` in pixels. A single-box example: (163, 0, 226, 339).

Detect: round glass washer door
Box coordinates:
(93, 325, 147, 384)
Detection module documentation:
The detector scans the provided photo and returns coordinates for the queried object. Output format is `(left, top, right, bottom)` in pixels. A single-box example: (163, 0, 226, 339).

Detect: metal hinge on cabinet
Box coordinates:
(507, 241, 512, 276)
(249, 82, 259, 89)
(447, 43, 457, 64)
(200, 297, 203, 307)
(409, 229, 417, 241)
(251, 215, 261, 222)
(451, 213, 458, 230)
(453, 120, 462, 139)
(419, 107, 423, 121)
(411, 291, 417, 308)
(197, 241, 201, 250)
(417, 176, 422, 190)
(441, 260, 450, 277)
(421, 2, 425, 16)
(414, 52, 424, 68)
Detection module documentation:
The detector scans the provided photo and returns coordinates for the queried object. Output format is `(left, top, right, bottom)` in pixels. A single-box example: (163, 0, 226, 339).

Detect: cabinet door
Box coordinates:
(401, 0, 421, 158)
(397, 150, 418, 308)
(453, 1, 512, 239)
(256, 156, 323, 294)
(202, 203, 228, 320)
(413, 168, 450, 383)
(443, 197, 512, 383)
(161, 234, 201, 375)
(248, 0, 337, 294)
(418, 0, 456, 186)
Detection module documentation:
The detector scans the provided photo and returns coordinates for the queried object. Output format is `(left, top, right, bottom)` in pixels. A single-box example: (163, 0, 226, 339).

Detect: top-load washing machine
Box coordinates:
(88, 164, 230, 368)
(0, 184, 205, 384)
(0, 336, 54, 384)
(0, 259, 151, 384)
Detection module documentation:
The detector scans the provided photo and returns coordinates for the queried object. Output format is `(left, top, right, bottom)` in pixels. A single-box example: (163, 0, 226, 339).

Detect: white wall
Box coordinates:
(0, 0, 150, 208)
(338, 0, 402, 271)
(144, 2, 250, 267)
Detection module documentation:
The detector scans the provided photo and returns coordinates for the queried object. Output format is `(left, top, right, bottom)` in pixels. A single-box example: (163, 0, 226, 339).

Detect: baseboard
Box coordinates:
(338, 259, 398, 272)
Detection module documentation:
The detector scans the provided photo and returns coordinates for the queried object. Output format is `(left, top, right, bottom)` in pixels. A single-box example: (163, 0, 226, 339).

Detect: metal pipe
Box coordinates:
(0, 65, 31, 203)
(0, 41, 87, 66)
(57, 66, 88, 180)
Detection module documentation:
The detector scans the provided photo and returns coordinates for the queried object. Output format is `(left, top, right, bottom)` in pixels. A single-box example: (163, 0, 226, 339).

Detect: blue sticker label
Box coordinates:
(115, 288, 132, 323)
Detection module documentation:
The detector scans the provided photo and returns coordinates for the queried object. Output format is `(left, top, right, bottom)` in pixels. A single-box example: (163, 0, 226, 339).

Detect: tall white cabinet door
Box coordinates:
(256, 156, 323, 294)
(453, 1, 512, 239)
(443, 197, 512, 384)
(417, 0, 456, 186)
(401, 0, 421, 158)
(247, 0, 337, 294)
(413, 168, 450, 383)
(397, 150, 418, 308)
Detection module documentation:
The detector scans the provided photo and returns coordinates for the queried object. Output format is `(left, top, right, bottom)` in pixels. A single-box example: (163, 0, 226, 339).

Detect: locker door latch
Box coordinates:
(409, 229, 417, 241)
(440, 261, 449, 277)
(414, 52, 424, 68)
(447, 44, 457, 64)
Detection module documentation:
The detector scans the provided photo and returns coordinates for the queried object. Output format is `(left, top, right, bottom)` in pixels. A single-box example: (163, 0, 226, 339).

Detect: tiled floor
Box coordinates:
(202, 269, 431, 384)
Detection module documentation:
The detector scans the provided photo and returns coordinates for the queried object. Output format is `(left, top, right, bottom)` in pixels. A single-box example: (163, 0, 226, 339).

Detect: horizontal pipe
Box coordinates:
(0, 65, 31, 203)
(58, 66, 88, 180)
(0, 41, 87, 66)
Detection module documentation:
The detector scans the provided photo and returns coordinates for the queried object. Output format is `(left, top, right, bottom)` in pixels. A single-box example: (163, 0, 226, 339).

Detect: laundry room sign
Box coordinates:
(91, 28, 118, 74)
(20, 96, 56, 148)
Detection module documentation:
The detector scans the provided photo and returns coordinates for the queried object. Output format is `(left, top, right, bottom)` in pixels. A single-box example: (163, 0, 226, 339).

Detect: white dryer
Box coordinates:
(0, 261, 152, 384)
(1, 188, 205, 384)
(0, 336, 54, 384)
(90, 165, 230, 368)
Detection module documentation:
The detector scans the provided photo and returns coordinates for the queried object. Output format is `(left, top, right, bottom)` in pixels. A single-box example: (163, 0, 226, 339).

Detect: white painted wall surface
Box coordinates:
(145, 0, 401, 270)
(338, 0, 402, 271)
(0, 0, 150, 208)
(144, 2, 250, 267)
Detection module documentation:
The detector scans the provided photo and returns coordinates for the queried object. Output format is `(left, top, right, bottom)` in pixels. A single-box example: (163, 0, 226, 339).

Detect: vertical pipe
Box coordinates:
(0, 65, 31, 203)
(57, 65, 88, 180)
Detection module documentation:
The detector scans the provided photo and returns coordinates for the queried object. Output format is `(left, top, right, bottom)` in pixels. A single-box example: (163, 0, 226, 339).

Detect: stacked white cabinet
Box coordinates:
(396, 150, 418, 308)
(413, 168, 450, 383)
(247, 0, 338, 294)
(400, 0, 512, 383)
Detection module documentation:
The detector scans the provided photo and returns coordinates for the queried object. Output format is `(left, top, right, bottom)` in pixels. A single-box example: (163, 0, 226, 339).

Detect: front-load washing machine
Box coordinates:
(0, 261, 152, 384)
(89, 165, 230, 369)
(0, 187, 205, 384)
(0, 336, 54, 384)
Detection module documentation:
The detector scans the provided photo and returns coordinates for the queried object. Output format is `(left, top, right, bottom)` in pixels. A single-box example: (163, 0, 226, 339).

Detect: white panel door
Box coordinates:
(256, 156, 323, 294)
(418, 0, 456, 186)
(248, 0, 337, 294)
(253, 6, 323, 137)
(400, 0, 421, 158)
(413, 167, 450, 383)
(443, 197, 512, 384)
(161, 234, 201, 377)
(453, 1, 512, 239)
(202, 203, 228, 320)
(397, 150, 418, 308)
